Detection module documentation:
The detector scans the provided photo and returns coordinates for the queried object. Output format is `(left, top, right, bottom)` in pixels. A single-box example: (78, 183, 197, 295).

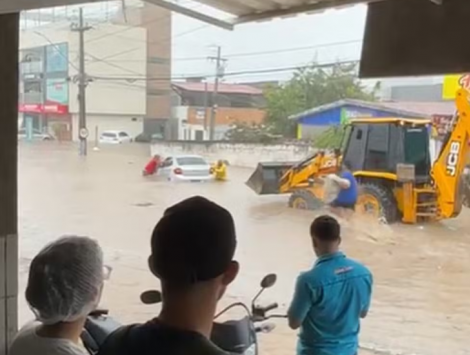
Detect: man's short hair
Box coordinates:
(342, 161, 353, 171)
(151, 196, 236, 286)
(310, 215, 340, 242)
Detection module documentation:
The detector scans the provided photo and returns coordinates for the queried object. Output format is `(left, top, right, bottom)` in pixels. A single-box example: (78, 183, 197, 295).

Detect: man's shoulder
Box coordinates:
(342, 257, 372, 278)
(98, 321, 229, 355)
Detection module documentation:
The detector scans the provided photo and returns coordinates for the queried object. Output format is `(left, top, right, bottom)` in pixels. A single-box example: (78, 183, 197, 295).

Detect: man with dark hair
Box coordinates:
(288, 215, 373, 355)
(329, 162, 358, 215)
(98, 196, 239, 355)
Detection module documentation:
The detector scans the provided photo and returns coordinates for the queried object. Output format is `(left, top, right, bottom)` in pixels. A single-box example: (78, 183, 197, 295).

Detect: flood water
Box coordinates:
(18, 142, 470, 355)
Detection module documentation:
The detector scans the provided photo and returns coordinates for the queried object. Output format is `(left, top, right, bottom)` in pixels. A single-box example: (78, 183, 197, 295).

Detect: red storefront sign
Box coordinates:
(19, 103, 69, 115)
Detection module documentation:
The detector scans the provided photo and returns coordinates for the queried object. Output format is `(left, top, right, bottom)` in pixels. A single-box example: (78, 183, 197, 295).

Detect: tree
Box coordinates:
(264, 61, 380, 138)
(224, 121, 282, 144)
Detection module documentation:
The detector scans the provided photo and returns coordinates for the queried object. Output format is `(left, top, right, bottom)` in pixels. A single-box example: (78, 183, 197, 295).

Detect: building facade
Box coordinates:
(19, 1, 172, 141)
(171, 81, 266, 141)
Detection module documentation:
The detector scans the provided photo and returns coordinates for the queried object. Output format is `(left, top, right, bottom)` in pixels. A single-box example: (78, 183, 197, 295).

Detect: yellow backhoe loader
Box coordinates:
(247, 89, 470, 224)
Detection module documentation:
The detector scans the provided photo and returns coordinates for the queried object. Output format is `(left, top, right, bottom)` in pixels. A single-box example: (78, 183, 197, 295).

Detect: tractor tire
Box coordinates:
(462, 175, 470, 208)
(357, 183, 399, 224)
(288, 190, 324, 210)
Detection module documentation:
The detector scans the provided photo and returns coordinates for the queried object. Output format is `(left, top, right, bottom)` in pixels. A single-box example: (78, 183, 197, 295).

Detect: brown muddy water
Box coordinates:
(18, 142, 470, 355)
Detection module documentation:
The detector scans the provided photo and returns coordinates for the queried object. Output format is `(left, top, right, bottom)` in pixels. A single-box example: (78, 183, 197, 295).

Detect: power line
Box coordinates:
(85, 1, 189, 44)
(89, 23, 208, 64)
(173, 39, 363, 62)
(32, 31, 80, 71)
(89, 39, 363, 64)
(92, 59, 360, 82)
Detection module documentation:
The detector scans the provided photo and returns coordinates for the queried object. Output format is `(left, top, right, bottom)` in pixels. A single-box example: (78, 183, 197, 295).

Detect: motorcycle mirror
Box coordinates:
(260, 274, 277, 289)
(140, 290, 162, 305)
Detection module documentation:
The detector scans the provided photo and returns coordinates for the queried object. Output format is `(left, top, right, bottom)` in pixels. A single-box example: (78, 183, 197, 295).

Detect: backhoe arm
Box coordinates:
(431, 88, 470, 219)
(279, 152, 340, 194)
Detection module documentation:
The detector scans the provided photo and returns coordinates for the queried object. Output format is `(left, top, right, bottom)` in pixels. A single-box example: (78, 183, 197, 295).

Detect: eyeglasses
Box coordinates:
(103, 265, 113, 281)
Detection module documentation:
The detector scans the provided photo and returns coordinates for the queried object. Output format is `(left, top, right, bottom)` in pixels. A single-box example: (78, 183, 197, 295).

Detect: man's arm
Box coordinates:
(329, 174, 351, 189)
(287, 275, 312, 330)
(360, 273, 373, 319)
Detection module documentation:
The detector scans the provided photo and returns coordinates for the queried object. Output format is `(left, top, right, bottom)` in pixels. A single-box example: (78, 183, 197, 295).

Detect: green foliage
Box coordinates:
(264, 61, 380, 138)
(224, 121, 282, 144)
(313, 125, 346, 149)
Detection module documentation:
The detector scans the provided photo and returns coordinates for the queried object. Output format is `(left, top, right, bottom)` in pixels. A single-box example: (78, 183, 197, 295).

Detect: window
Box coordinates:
(24, 81, 42, 93)
(176, 157, 207, 166)
(161, 157, 173, 167)
(364, 124, 389, 171)
(148, 56, 170, 65)
(119, 132, 129, 137)
(342, 124, 368, 171)
(148, 89, 171, 96)
(102, 132, 117, 138)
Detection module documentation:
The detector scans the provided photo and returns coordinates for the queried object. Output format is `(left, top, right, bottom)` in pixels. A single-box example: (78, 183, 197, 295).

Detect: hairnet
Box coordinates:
(26, 236, 104, 325)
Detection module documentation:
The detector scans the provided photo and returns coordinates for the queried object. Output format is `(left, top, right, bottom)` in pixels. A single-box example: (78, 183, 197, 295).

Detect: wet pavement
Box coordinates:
(18, 142, 470, 355)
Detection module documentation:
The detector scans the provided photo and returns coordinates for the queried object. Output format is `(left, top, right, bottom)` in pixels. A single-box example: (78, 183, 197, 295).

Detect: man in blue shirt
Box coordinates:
(288, 215, 373, 355)
(329, 162, 358, 213)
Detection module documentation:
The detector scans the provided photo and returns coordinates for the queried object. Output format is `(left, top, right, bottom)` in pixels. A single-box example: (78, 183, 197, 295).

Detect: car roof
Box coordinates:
(102, 130, 127, 134)
(173, 154, 206, 159)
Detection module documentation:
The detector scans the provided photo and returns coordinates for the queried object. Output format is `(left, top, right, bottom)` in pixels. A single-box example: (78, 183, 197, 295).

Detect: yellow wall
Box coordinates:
(442, 74, 470, 100)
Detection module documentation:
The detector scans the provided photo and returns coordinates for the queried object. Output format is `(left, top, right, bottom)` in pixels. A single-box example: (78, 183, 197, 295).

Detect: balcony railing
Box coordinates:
(20, 61, 43, 75)
(19, 92, 43, 104)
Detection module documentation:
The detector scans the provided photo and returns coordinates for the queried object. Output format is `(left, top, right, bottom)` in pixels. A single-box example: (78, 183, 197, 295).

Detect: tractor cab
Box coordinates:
(343, 118, 433, 184)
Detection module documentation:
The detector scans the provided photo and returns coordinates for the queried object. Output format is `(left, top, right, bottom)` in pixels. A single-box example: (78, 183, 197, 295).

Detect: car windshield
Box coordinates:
(102, 132, 117, 138)
(176, 157, 207, 166)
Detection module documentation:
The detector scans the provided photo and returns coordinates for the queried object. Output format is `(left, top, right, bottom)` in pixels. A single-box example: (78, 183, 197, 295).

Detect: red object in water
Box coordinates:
(144, 157, 160, 175)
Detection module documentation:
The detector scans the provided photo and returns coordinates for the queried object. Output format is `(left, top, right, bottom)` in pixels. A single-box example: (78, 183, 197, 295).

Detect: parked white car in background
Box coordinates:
(159, 155, 213, 182)
(99, 130, 132, 144)
(18, 128, 53, 141)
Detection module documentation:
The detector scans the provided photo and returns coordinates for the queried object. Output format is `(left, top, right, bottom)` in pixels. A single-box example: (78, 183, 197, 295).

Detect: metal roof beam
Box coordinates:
(144, 0, 234, 30)
(233, 0, 383, 24)
(0, 0, 104, 14)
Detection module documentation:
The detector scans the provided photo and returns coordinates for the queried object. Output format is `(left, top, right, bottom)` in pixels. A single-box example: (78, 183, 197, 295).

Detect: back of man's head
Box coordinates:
(310, 215, 341, 244)
(150, 196, 238, 293)
(342, 161, 352, 172)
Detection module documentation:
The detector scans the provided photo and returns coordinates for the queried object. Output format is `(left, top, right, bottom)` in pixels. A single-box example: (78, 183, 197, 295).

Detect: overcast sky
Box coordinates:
(171, 4, 367, 82)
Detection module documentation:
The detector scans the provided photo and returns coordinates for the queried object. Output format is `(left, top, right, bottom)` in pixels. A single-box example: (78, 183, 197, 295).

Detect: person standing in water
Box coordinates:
(212, 160, 227, 181)
(328, 161, 358, 217)
(143, 155, 161, 176)
(288, 215, 373, 355)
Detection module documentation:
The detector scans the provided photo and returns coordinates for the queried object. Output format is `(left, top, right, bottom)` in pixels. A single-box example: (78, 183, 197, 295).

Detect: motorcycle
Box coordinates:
(81, 273, 286, 355)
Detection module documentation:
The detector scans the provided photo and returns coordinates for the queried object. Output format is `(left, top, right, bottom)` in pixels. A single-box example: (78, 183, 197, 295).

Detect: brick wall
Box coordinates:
(186, 107, 266, 126)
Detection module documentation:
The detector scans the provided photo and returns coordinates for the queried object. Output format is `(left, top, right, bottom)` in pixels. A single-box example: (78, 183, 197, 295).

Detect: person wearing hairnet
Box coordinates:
(9, 236, 105, 355)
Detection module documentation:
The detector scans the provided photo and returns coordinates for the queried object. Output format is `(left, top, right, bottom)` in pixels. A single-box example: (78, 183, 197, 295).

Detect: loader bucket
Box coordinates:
(246, 162, 296, 195)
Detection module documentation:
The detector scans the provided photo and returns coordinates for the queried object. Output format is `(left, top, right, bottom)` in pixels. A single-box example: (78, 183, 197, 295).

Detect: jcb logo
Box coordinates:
(446, 141, 461, 177)
(321, 159, 337, 168)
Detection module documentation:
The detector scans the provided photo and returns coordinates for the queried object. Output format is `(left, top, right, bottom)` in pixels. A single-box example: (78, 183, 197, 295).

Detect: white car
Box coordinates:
(18, 128, 53, 141)
(159, 155, 213, 182)
(99, 130, 132, 144)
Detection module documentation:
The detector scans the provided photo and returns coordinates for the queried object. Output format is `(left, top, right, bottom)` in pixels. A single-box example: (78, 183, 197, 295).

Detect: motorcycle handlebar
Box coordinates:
(260, 302, 278, 313)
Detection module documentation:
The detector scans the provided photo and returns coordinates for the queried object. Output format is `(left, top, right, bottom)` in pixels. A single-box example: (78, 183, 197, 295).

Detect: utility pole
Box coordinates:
(71, 8, 91, 156)
(208, 46, 227, 141)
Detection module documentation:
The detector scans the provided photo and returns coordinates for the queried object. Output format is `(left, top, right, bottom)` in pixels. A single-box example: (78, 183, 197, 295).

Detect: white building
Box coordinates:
(19, 22, 147, 141)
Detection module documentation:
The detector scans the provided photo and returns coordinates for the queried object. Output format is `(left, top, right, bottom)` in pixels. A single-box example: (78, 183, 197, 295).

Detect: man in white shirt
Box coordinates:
(9, 236, 105, 355)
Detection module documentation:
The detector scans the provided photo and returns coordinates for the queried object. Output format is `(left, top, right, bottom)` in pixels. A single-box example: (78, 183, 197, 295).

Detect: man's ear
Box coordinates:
(337, 236, 342, 248)
(221, 260, 239, 286)
(148, 255, 158, 277)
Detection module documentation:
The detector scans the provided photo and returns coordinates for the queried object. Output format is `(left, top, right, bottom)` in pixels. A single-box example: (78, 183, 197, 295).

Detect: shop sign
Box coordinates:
(19, 103, 69, 114)
(442, 74, 470, 99)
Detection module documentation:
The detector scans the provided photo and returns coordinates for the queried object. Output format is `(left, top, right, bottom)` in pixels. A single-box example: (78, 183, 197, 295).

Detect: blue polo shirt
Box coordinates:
(288, 252, 372, 355)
